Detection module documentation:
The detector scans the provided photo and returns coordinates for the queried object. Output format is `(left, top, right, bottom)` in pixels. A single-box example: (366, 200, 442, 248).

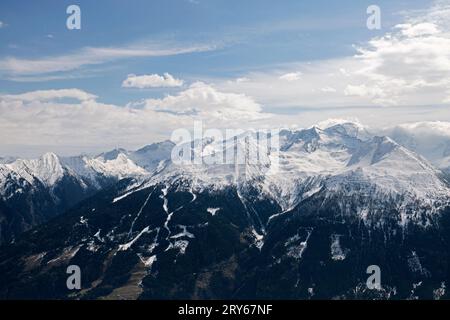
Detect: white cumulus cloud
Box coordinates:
(217, 0, 450, 108)
(134, 82, 267, 121)
(0, 84, 270, 156)
(396, 22, 440, 37)
(122, 73, 184, 88)
(279, 72, 302, 81)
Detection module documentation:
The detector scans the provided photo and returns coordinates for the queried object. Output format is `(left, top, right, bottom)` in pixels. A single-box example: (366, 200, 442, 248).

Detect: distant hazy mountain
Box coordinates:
(382, 121, 450, 174)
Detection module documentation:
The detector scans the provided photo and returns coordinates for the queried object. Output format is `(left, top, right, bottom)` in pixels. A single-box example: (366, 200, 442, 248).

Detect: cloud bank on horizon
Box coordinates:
(0, 0, 450, 156)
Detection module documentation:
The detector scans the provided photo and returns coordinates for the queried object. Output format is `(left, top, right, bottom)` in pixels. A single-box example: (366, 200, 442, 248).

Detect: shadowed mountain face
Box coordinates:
(1, 180, 450, 300)
(2, 122, 450, 299)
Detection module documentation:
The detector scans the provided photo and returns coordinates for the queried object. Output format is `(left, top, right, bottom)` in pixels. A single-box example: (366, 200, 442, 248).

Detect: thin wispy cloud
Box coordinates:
(0, 41, 217, 76)
(1, 89, 97, 102)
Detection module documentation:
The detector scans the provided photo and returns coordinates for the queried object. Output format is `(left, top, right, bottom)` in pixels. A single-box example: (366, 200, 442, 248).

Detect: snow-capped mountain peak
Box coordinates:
(86, 152, 148, 180)
(130, 123, 450, 224)
(4, 152, 65, 187)
(96, 148, 129, 161)
(129, 140, 175, 171)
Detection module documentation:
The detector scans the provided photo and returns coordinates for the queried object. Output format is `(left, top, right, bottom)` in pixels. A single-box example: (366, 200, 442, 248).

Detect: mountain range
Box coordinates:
(1, 120, 450, 299)
(0, 141, 173, 244)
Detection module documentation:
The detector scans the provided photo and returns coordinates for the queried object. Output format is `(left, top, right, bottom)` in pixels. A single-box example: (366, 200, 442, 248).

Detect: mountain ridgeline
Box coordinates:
(0, 141, 174, 244)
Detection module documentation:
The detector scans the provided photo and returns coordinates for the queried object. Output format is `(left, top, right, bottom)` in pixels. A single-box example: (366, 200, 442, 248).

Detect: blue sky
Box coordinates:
(0, 0, 449, 156)
(0, 0, 432, 104)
